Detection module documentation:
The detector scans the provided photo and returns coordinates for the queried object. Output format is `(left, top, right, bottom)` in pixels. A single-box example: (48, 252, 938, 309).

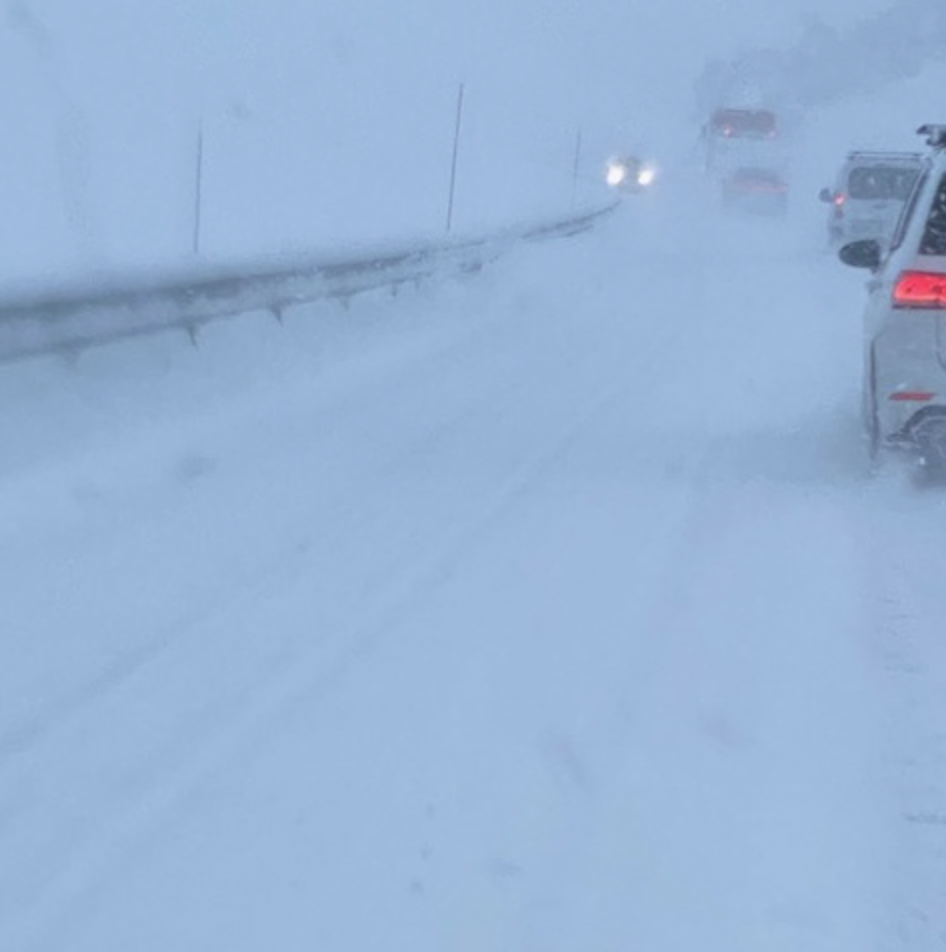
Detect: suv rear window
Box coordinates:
(847, 166, 919, 201)
(920, 174, 946, 256)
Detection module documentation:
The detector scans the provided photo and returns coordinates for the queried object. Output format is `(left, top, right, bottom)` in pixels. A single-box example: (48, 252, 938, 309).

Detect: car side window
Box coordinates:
(889, 170, 930, 253)
(920, 173, 946, 256)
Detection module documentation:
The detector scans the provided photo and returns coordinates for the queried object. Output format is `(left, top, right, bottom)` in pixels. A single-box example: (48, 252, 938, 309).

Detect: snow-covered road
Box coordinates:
(1, 192, 945, 951)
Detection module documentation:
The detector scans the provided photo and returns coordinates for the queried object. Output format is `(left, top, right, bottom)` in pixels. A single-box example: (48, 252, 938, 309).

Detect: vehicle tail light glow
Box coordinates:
(893, 271, 946, 309)
(833, 193, 846, 207)
(889, 391, 936, 402)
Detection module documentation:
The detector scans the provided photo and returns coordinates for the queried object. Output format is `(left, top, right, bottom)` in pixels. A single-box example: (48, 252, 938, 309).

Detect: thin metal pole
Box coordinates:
(192, 120, 204, 255)
(571, 129, 583, 208)
(446, 83, 465, 233)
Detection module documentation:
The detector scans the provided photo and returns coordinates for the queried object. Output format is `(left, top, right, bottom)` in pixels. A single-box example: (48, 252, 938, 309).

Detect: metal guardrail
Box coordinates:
(0, 204, 615, 366)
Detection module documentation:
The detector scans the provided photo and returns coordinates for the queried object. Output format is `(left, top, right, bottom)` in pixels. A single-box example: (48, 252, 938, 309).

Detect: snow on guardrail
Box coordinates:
(0, 204, 615, 367)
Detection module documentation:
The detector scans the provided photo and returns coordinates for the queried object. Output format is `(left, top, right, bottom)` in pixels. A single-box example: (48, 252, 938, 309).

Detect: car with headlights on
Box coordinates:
(604, 155, 656, 193)
(839, 126, 946, 470)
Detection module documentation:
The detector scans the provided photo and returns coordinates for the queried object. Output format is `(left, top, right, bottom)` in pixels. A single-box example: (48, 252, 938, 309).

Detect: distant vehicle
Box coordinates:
(721, 167, 788, 215)
(706, 108, 778, 141)
(838, 125, 946, 470)
(702, 108, 779, 176)
(604, 155, 657, 194)
(820, 151, 923, 248)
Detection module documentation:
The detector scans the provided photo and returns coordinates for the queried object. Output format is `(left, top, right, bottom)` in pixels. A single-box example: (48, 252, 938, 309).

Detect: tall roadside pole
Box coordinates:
(445, 83, 465, 234)
(192, 120, 205, 256)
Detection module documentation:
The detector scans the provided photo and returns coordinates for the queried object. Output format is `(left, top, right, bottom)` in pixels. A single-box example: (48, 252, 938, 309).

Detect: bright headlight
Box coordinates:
(606, 162, 628, 187)
(636, 167, 656, 187)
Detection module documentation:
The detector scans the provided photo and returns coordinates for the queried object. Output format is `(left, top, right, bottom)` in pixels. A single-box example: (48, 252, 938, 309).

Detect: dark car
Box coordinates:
(707, 108, 778, 140)
(703, 108, 780, 176)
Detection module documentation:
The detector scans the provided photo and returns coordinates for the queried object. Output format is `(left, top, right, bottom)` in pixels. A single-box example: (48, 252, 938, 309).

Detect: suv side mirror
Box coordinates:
(819, 187, 834, 203)
(839, 239, 882, 271)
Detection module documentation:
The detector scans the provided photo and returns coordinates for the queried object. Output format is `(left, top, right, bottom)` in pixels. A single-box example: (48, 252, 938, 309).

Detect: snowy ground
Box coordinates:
(3, 158, 946, 951)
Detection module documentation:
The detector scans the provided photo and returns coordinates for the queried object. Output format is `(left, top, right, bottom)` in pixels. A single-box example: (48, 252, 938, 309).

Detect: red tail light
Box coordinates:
(893, 271, 946, 309)
(889, 391, 935, 402)
(833, 193, 846, 207)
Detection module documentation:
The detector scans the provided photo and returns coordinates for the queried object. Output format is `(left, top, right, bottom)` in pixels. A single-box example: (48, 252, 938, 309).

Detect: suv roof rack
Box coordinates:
(917, 124, 946, 149)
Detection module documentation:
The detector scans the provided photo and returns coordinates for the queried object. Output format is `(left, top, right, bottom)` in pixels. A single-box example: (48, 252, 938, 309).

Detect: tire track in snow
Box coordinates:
(524, 425, 878, 951)
(0, 253, 576, 771)
(0, 288, 513, 765)
(5, 298, 677, 952)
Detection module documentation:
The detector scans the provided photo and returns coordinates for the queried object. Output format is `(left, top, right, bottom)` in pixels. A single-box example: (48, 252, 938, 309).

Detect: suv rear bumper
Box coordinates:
(871, 315, 946, 439)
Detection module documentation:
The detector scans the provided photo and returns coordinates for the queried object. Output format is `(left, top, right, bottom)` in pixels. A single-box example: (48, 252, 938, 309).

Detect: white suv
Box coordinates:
(821, 151, 923, 248)
(840, 126, 946, 468)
